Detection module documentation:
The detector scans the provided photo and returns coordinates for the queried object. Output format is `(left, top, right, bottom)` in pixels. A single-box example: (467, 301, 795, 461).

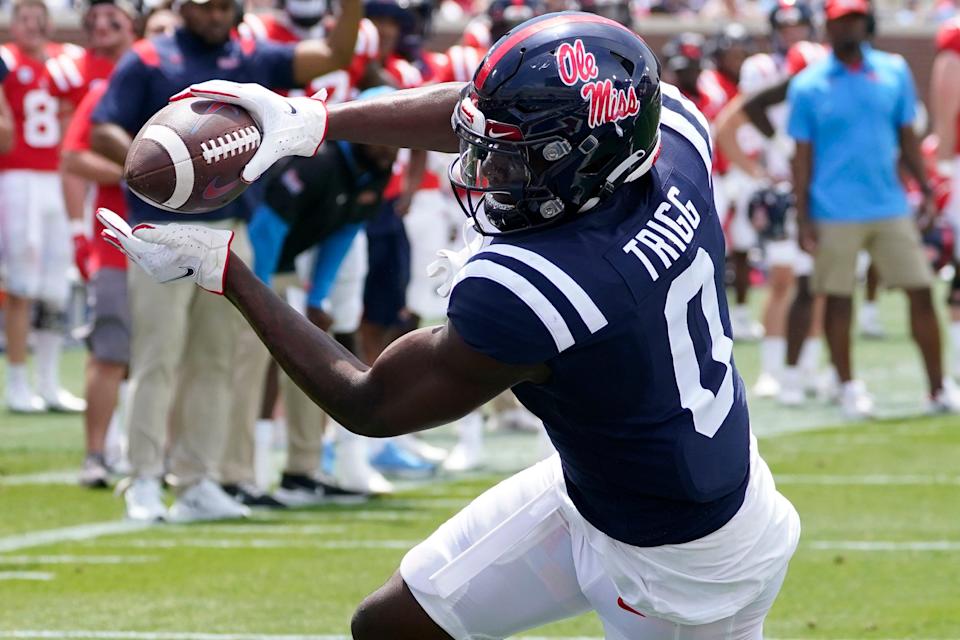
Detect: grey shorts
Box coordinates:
(84, 267, 131, 365)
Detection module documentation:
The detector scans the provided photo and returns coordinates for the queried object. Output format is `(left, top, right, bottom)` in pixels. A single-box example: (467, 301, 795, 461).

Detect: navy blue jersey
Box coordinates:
(448, 84, 750, 547)
(92, 28, 297, 224)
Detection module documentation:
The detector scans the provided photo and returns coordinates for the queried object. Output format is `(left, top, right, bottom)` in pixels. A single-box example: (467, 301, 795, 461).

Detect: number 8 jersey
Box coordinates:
(0, 42, 71, 171)
(447, 84, 750, 547)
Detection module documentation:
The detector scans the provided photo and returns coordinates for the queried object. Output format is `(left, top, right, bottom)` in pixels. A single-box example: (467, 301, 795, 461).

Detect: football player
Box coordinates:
(716, 1, 823, 398)
(101, 13, 800, 637)
(932, 18, 960, 379)
(0, 0, 86, 413)
(58, 0, 139, 488)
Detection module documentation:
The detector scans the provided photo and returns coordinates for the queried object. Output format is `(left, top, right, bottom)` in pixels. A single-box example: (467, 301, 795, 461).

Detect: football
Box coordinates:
(124, 98, 262, 214)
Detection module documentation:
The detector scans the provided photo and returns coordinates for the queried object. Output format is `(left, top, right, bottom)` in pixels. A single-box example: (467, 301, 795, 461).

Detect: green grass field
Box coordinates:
(1, 288, 959, 639)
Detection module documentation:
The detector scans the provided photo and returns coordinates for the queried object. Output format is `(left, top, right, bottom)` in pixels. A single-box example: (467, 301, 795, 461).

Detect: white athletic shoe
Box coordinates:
(442, 442, 484, 473)
(168, 479, 251, 523)
(335, 440, 394, 495)
(124, 477, 168, 522)
(395, 435, 449, 465)
(7, 383, 47, 414)
(928, 379, 960, 414)
(777, 367, 805, 406)
(841, 380, 875, 419)
(859, 310, 885, 340)
(40, 387, 86, 413)
(753, 372, 781, 398)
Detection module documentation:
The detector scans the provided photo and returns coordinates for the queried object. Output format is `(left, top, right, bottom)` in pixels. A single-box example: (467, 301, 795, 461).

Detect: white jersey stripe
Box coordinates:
(44, 59, 69, 93)
(660, 82, 711, 140)
(660, 108, 712, 178)
(480, 244, 608, 334)
(453, 259, 575, 352)
(57, 54, 84, 88)
(0, 46, 16, 72)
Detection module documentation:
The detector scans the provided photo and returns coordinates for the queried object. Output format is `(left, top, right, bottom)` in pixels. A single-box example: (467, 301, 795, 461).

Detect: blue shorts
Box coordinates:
(363, 199, 410, 327)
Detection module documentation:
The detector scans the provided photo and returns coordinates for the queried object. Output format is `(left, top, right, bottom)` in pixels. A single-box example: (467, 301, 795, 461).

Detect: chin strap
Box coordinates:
(579, 130, 662, 214)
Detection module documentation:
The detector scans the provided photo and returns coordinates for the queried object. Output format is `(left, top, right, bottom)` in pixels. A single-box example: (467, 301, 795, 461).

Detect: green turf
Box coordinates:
(2, 288, 960, 638)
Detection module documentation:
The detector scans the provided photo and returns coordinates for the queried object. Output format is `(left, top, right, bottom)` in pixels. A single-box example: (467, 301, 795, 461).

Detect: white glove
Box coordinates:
(426, 221, 489, 297)
(171, 80, 328, 183)
(97, 208, 234, 295)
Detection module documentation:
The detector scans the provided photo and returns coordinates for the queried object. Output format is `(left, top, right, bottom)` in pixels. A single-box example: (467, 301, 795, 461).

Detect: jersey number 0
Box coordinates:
(665, 248, 735, 438)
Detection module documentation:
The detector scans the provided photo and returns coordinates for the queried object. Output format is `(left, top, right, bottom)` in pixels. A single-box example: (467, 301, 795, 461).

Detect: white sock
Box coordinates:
(798, 337, 823, 376)
(861, 302, 878, 324)
(734, 305, 750, 326)
(760, 336, 786, 377)
(35, 330, 63, 395)
(7, 363, 29, 390)
(254, 419, 274, 490)
(949, 321, 960, 369)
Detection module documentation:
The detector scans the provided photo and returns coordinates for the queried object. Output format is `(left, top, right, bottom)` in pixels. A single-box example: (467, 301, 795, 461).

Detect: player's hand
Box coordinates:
(71, 227, 92, 282)
(96, 208, 234, 295)
(798, 217, 818, 254)
(916, 193, 937, 233)
(170, 80, 328, 183)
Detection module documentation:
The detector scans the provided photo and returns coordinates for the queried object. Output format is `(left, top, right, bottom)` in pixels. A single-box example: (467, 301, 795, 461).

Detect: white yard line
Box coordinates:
(0, 555, 156, 565)
(0, 632, 933, 640)
(809, 540, 960, 551)
(0, 634, 613, 640)
(0, 571, 54, 581)
(0, 470, 76, 486)
(163, 525, 347, 535)
(776, 474, 960, 486)
(0, 521, 151, 553)
(105, 539, 418, 550)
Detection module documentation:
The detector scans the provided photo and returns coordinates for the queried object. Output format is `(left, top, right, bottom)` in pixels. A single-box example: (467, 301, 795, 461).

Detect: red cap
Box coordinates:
(824, 0, 870, 20)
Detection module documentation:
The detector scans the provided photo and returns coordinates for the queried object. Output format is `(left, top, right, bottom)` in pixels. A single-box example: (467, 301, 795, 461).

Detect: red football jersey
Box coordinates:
(785, 41, 829, 78)
(60, 80, 127, 273)
(936, 18, 960, 155)
(47, 46, 115, 107)
(240, 13, 378, 103)
(0, 42, 72, 171)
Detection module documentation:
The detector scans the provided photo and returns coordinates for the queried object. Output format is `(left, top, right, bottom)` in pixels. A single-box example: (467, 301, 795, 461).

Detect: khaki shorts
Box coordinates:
(812, 216, 932, 295)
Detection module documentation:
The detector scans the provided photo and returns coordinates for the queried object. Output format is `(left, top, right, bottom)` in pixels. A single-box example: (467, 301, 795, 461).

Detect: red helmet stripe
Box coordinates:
(474, 13, 636, 89)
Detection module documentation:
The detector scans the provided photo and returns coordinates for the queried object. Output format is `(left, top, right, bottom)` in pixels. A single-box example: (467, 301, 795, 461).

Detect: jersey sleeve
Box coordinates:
(447, 259, 567, 365)
(738, 55, 776, 94)
(61, 83, 105, 152)
(90, 49, 150, 133)
(249, 39, 297, 90)
(786, 79, 814, 143)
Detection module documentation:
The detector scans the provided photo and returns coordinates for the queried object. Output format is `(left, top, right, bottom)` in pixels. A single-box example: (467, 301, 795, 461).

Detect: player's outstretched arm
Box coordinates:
(177, 81, 464, 181)
(96, 208, 547, 437)
(223, 256, 547, 436)
(325, 82, 463, 153)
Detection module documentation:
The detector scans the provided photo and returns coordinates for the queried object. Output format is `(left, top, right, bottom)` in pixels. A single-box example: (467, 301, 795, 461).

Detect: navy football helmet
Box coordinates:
(769, 0, 816, 54)
(748, 183, 795, 242)
(449, 12, 662, 235)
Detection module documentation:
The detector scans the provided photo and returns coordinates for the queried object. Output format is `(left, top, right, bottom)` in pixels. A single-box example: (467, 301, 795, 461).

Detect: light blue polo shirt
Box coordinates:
(787, 44, 917, 223)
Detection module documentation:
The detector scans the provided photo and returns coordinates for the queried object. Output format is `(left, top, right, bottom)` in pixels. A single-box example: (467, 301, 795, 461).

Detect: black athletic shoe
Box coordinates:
(221, 483, 287, 509)
(274, 472, 369, 507)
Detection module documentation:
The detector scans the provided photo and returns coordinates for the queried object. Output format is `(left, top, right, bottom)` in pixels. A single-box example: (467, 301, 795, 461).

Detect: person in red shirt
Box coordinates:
(58, 0, 143, 489)
(61, 81, 128, 487)
(0, 0, 85, 414)
(932, 17, 960, 378)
